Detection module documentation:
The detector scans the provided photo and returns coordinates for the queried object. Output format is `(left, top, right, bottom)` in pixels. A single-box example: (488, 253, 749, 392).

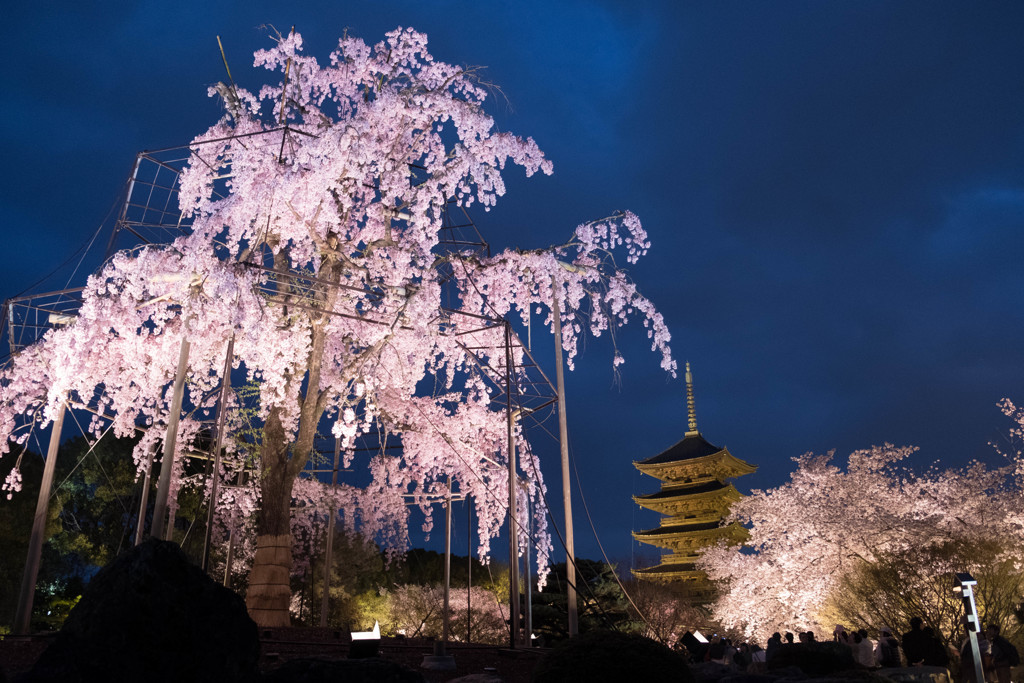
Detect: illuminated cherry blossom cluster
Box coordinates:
(699, 443, 1024, 639)
(0, 27, 672, 595)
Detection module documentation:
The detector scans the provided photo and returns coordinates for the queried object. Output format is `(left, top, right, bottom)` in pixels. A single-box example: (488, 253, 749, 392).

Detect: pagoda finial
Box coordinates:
(685, 361, 698, 435)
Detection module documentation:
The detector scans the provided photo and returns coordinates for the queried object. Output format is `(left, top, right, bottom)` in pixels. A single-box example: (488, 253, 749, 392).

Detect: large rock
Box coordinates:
(261, 658, 425, 683)
(877, 667, 950, 683)
(531, 630, 693, 683)
(767, 643, 858, 678)
(20, 539, 259, 683)
(690, 661, 739, 683)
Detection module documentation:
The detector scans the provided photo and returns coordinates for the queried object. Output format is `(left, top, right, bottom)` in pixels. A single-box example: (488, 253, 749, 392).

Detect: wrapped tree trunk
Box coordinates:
(245, 431, 295, 626)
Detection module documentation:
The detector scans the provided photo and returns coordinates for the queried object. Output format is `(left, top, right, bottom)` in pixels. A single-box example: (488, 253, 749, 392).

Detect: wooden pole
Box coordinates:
(15, 400, 66, 634)
(152, 337, 190, 540)
(319, 437, 341, 626)
(202, 337, 234, 570)
(442, 476, 452, 648)
(133, 442, 156, 546)
(524, 484, 533, 645)
(504, 322, 520, 649)
(223, 520, 236, 587)
(551, 275, 578, 637)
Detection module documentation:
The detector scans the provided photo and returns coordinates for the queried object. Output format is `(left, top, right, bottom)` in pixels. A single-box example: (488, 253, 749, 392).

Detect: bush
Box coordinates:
(532, 629, 692, 683)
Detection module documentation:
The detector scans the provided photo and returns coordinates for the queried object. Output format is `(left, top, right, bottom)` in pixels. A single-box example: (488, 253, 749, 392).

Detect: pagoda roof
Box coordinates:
(635, 480, 728, 501)
(633, 434, 756, 483)
(635, 520, 722, 537)
(638, 432, 723, 466)
(634, 562, 698, 574)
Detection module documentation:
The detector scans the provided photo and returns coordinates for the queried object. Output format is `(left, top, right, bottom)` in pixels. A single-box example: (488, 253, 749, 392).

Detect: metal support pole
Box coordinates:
(202, 337, 234, 571)
(15, 400, 66, 634)
(151, 337, 190, 541)
(504, 322, 520, 649)
(105, 154, 142, 259)
(442, 476, 452, 649)
(319, 437, 341, 626)
(134, 442, 157, 546)
(551, 276, 578, 637)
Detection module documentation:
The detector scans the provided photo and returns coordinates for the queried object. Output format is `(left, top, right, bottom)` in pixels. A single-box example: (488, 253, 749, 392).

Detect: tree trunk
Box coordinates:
(245, 410, 295, 627)
(243, 253, 349, 627)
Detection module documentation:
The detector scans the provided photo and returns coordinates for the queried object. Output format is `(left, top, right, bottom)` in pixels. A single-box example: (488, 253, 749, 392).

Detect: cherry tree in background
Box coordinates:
(997, 399, 1024, 484)
(383, 583, 508, 643)
(699, 443, 1024, 640)
(0, 28, 674, 626)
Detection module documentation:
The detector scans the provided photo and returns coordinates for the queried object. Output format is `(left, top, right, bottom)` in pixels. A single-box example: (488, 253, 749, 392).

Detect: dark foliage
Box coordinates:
(533, 559, 631, 643)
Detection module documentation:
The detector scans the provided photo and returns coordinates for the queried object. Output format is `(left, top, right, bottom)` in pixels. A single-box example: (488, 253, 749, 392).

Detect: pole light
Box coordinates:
(955, 572, 986, 683)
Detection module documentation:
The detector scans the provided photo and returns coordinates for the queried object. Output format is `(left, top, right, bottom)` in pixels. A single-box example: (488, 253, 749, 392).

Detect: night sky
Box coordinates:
(3, 2, 1024, 570)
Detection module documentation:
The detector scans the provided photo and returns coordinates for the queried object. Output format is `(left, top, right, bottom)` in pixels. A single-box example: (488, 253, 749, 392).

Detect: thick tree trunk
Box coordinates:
(245, 411, 297, 627)
(244, 253, 341, 627)
(247, 534, 292, 627)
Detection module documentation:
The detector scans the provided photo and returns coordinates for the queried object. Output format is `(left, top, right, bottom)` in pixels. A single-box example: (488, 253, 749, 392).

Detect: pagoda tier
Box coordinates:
(632, 520, 749, 553)
(633, 479, 742, 518)
(633, 433, 755, 484)
(632, 550, 702, 580)
(632, 565, 718, 601)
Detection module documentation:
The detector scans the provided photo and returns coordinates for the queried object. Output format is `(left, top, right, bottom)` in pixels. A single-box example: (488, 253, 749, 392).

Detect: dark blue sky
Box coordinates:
(3, 2, 1024, 569)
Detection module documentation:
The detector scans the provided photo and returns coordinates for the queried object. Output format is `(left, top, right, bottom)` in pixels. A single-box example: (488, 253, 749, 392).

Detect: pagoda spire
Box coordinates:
(685, 361, 699, 436)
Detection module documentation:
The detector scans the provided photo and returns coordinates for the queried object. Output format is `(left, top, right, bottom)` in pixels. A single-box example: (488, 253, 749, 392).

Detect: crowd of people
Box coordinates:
(686, 617, 1019, 683)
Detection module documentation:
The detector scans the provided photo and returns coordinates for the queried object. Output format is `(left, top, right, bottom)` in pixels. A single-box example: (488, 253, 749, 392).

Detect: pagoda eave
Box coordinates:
(633, 449, 756, 483)
(632, 482, 742, 514)
(632, 566, 705, 581)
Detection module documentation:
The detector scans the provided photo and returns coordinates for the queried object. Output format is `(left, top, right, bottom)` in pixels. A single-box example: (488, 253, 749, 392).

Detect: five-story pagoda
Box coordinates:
(632, 363, 755, 601)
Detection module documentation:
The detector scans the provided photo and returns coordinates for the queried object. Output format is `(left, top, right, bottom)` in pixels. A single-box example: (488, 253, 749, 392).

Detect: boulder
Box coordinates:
(531, 630, 692, 683)
(20, 539, 259, 683)
(877, 667, 950, 683)
(261, 658, 425, 682)
(768, 643, 858, 678)
(691, 661, 740, 683)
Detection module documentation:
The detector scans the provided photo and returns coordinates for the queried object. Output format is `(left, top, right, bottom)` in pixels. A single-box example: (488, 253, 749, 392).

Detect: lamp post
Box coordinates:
(955, 572, 986, 683)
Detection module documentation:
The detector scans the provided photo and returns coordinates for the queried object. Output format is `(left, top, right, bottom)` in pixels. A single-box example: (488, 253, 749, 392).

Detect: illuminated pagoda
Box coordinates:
(632, 363, 755, 601)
